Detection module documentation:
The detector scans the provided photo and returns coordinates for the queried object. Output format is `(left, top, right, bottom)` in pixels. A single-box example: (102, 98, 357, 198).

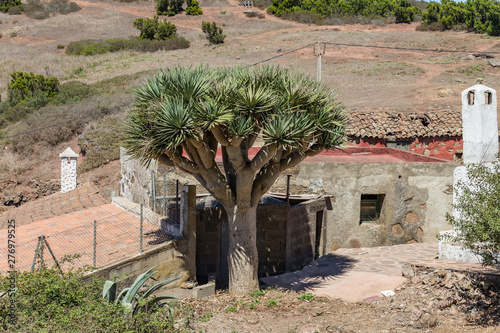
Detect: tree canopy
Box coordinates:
(122, 66, 347, 293)
(123, 66, 346, 209)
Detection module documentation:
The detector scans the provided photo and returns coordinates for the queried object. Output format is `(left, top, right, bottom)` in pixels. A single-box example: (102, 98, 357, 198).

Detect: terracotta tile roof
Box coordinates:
(346, 110, 462, 140)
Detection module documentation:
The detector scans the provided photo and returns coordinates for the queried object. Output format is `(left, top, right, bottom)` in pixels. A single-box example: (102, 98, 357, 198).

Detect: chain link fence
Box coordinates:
(0, 197, 174, 274)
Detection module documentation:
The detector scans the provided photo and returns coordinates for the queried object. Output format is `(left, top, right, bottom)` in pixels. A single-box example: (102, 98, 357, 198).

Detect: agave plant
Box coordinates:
(102, 266, 180, 316)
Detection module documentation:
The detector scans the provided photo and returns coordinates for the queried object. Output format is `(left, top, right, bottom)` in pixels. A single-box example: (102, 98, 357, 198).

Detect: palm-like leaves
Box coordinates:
(122, 65, 347, 167)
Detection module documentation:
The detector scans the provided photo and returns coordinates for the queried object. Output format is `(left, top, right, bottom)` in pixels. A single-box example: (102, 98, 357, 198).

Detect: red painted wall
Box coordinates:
(348, 137, 463, 161)
(410, 137, 463, 161)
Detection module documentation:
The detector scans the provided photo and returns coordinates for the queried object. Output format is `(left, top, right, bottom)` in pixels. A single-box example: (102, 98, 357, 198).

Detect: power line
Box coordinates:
(244, 43, 314, 68)
(325, 42, 500, 55)
(1, 41, 496, 143)
(0, 103, 131, 142)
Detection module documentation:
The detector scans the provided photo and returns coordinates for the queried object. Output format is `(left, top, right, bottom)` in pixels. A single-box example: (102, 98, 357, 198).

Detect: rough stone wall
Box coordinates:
(275, 161, 457, 251)
(60, 157, 77, 193)
(120, 147, 156, 209)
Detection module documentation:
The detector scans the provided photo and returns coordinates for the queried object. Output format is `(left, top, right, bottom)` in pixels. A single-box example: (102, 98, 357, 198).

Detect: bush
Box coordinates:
(0, 268, 176, 332)
(244, 10, 265, 19)
(0, 0, 21, 13)
(50, 81, 97, 105)
(7, 71, 59, 107)
(24, 0, 80, 20)
(133, 16, 177, 40)
(57, 44, 65, 49)
(202, 21, 226, 44)
(66, 36, 189, 56)
(444, 162, 500, 266)
(186, 0, 203, 15)
(421, 0, 500, 37)
(268, 0, 421, 23)
(156, 0, 183, 16)
(6, 5, 21, 14)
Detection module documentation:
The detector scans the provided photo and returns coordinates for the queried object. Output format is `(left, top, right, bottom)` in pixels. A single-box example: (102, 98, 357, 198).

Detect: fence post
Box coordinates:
(140, 203, 143, 254)
(93, 220, 97, 267)
(152, 172, 156, 214)
(176, 179, 179, 224)
(163, 174, 166, 216)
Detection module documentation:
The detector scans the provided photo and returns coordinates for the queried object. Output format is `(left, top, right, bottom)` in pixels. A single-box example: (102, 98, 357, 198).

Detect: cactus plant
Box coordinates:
(103, 266, 180, 316)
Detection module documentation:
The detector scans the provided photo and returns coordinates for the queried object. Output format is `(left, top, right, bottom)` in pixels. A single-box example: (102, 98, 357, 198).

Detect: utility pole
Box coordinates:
(313, 42, 326, 82)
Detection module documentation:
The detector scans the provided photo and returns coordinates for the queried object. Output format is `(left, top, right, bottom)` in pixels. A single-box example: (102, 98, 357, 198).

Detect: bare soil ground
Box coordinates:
(171, 269, 499, 332)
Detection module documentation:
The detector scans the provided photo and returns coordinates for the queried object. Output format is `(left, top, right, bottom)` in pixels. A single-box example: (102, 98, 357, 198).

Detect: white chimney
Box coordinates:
(461, 82, 498, 164)
(59, 147, 79, 193)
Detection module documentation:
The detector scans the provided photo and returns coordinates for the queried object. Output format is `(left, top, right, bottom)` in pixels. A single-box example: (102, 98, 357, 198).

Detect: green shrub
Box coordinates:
(268, 0, 421, 23)
(443, 162, 500, 266)
(51, 81, 97, 105)
(66, 36, 189, 56)
(0, 268, 176, 332)
(57, 44, 65, 49)
(421, 0, 500, 37)
(201, 21, 226, 44)
(0, 0, 21, 13)
(133, 16, 177, 40)
(156, 0, 183, 16)
(186, 0, 203, 15)
(24, 0, 80, 20)
(7, 71, 59, 107)
(6, 5, 21, 14)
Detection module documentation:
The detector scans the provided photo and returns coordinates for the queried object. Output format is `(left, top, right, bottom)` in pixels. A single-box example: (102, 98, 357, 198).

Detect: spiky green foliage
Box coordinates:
(123, 65, 346, 207)
(103, 266, 179, 316)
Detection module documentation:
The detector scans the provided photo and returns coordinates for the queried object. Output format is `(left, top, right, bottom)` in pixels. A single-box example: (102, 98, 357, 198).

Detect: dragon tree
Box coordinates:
(122, 66, 347, 295)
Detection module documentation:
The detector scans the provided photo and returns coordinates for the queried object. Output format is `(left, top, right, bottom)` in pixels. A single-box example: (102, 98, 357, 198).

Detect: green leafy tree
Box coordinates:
(133, 16, 177, 40)
(156, 0, 183, 16)
(445, 162, 500, 266)
(122, 66, 347, 294)
(201, 21, 226, 44)
(7, 71, 59, 106)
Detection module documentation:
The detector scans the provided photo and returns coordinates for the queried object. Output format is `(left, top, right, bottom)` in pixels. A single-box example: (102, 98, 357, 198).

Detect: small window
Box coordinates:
(468, 91, 475, 105)
(485, 92, 492, 105)
(360, 194, 385, 224)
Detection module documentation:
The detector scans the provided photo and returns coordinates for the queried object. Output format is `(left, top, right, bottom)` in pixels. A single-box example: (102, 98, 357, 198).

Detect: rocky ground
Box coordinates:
(174, 269, 499, 332)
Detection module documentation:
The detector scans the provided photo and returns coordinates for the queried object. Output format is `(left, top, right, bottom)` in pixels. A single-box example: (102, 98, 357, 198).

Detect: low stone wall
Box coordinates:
(86, 238, 191, 287)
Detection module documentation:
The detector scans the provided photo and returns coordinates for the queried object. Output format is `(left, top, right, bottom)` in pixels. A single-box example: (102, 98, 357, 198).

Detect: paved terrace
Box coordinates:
(261, 243, 500, 303)
(0, 185, 171, 274)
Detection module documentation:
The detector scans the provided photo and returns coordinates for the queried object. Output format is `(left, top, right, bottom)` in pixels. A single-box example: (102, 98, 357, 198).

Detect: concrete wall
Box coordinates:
(287, 199, 327, 272)
(285, 161, 458, 250)
(196, 199, 324, 283)
(87, 238, 191, 287)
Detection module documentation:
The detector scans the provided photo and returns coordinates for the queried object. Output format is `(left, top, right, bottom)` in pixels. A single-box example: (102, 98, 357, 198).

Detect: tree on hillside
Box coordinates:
(122, 66, 347, 294)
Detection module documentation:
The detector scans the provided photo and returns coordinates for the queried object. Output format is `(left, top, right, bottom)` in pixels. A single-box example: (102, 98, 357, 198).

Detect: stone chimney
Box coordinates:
(461, 82, 498, 164)
(59, 147, 78, 193)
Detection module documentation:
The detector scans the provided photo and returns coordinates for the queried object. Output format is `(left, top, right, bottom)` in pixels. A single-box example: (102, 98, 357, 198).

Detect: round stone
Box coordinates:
(392, 224, 404, 237)
(406, 212, 419, 223)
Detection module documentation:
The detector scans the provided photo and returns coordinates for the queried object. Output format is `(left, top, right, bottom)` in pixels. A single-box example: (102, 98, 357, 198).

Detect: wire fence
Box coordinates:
(0, 200, 174, 275)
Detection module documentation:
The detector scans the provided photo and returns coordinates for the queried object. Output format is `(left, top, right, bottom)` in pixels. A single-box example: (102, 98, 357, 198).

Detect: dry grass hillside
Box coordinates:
(0, 0, 499, 204)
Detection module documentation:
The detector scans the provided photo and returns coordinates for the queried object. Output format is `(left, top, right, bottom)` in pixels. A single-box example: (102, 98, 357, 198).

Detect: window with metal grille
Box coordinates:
(360, 194, 385, 224)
